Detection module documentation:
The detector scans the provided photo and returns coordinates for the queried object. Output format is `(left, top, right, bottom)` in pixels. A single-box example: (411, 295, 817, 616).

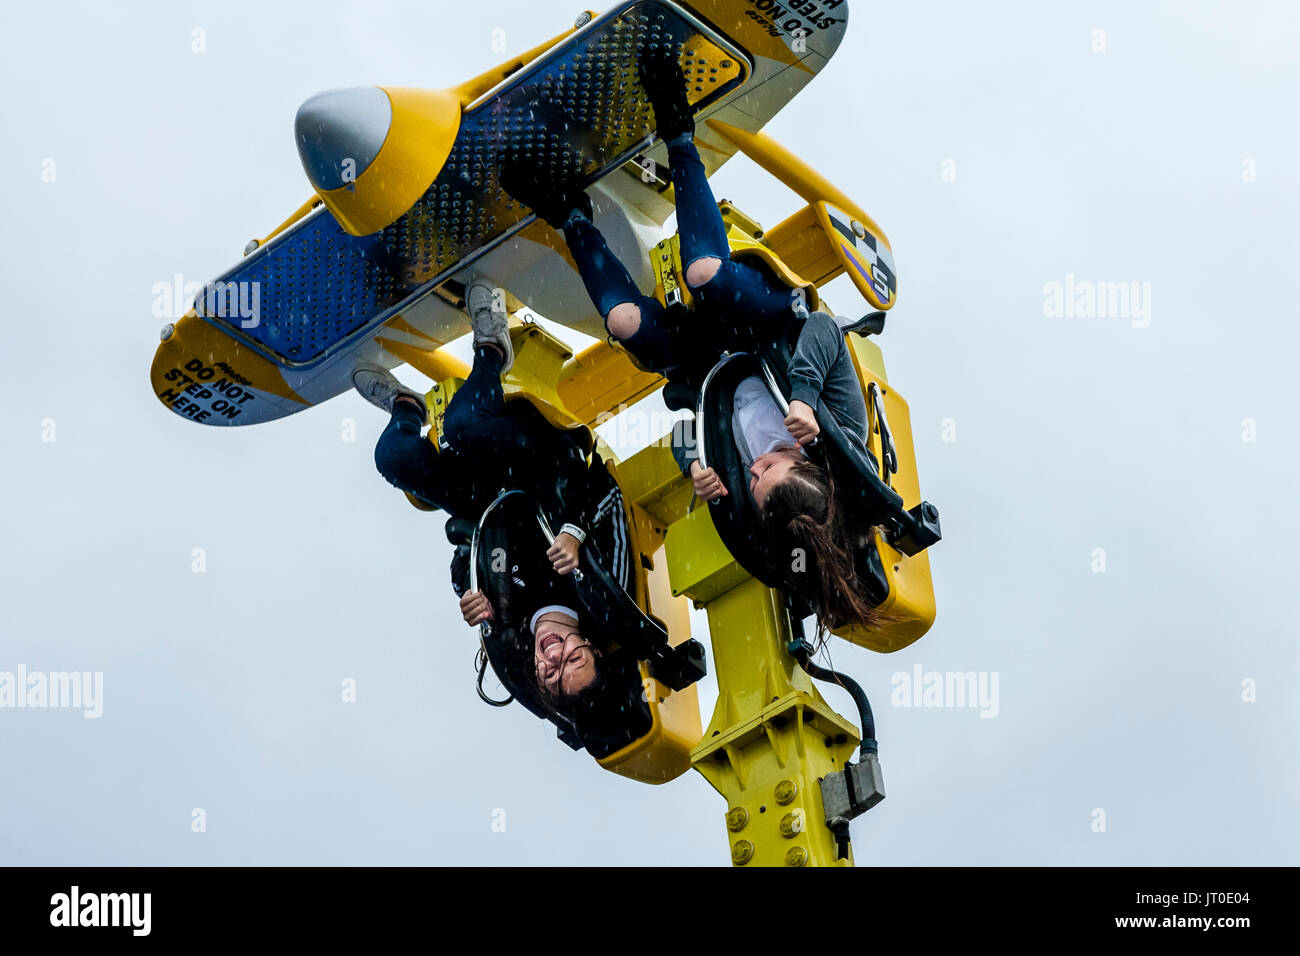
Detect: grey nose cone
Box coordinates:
(295, 87, 393, 191)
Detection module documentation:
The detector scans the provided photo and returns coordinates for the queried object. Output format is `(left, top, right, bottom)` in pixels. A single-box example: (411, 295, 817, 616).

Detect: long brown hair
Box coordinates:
(760, 460, 880, 641)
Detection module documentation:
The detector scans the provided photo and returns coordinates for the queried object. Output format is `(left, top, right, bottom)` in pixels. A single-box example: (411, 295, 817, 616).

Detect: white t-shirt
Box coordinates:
(732, 375, 806, 471)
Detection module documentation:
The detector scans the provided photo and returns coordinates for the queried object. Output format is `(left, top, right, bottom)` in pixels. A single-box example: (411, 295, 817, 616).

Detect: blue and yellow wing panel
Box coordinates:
(150, 0, 850, 426)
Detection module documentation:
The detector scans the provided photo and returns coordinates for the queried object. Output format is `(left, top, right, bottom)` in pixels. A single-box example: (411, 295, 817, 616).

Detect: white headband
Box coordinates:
(529, 605, 580, 635)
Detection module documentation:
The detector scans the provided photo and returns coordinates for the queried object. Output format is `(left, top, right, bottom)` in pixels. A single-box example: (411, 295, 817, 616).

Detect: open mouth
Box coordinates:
(539, 634, 564, 655)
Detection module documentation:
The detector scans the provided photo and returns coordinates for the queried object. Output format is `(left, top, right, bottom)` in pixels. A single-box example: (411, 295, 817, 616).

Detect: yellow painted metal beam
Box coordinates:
(557, 341, 664, 427)
(706, 119, 889, 244)
(690, 577, 859, 867)
(253, 195, 323, 250)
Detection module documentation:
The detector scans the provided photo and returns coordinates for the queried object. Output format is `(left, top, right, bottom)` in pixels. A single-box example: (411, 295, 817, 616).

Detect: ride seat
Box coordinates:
(467, 490, 705, 759)
(688, 316, 941, 652)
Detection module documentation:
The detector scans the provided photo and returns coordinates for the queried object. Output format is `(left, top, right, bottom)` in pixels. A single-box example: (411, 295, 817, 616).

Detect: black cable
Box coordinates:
(792, 646, 877, 757)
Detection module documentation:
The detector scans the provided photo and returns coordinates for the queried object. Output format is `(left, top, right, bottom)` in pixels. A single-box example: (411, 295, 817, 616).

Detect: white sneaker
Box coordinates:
(352, 362, 427, 422)
(466, 281, 514, 373)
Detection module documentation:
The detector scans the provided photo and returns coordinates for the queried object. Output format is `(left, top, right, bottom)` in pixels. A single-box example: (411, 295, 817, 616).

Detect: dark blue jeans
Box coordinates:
(374, 399, 469, 512)
(374, 346, 565, 510)
(563, 134, 798, 373)
(443, 346, 526, 456)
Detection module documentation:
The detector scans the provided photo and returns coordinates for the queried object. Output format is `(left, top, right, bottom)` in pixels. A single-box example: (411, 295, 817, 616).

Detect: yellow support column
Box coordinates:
(625, 431, 865, 868)
(687, 576, 861, 867)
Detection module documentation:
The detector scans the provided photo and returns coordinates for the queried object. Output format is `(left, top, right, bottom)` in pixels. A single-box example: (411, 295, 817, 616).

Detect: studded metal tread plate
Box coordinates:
(197, 0, 747, 369)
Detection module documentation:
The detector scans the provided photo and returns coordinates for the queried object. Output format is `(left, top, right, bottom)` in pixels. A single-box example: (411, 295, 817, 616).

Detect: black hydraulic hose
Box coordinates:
(795, 650, 877, 757)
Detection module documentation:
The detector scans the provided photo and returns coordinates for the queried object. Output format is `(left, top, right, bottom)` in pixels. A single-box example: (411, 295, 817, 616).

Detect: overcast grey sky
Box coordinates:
(1, 0, 1296, 866)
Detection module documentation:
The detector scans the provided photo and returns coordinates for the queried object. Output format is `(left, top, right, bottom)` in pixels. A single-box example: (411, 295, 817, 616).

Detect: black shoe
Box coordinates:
(638, 43, 694, 142)
(835, 312, 887, 337)
(445, 517, 475, 547)
(662, 380, 698, 413)
(500, 160, 593, 230)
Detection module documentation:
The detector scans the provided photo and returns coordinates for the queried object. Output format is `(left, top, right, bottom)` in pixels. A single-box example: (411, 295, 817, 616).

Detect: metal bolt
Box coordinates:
(784, 846, 808, 867)
(851, 220, 866, 239)
(775, 779, 797, 805)
(779, 811, 803, 838)
(244, 239, 260, 255)
(731, 840, 754, 865)
(725, 807, 749, 832)
(575, 12, 593, 28)
(159, 324, 174, 342)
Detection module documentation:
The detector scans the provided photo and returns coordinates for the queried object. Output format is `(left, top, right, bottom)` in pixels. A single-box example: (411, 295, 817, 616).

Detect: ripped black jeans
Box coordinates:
(562, 133, 798, 373)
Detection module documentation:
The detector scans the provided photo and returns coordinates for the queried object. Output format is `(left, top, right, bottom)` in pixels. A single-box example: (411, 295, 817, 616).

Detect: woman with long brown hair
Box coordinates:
(760, 459, 881, 642)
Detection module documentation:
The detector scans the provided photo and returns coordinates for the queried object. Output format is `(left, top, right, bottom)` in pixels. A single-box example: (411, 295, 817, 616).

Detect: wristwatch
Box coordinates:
(559, 523, 587, 544)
